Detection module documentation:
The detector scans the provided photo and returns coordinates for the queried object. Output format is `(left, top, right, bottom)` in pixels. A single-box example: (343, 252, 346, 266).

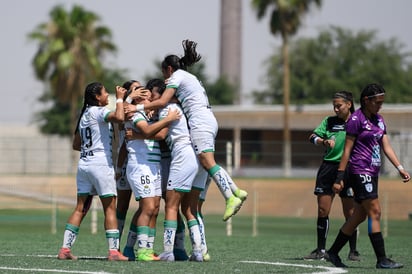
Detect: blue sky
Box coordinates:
(2, 0, 411, 125)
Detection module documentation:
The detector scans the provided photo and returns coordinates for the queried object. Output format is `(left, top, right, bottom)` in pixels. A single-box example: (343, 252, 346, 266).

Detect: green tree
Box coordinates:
(253, 26, 412, 104)
(251, 0, 322, 176)
(28, 5, 117, 136)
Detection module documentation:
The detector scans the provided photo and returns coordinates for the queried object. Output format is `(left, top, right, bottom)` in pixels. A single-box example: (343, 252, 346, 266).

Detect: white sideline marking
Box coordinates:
(0, 267, 112, 274)
(240, 260, 348, 274)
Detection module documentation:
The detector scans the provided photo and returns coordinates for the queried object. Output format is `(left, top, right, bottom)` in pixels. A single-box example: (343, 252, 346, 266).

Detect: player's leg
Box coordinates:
(304, 193, 332, 260)
(159, 189, 184, 261)
(341, 196, 360, 261)
(181, 189, 203, 262)
(58, 194, 89, 260)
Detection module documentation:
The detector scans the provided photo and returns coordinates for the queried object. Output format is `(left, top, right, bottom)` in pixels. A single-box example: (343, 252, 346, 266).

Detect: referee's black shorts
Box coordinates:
(313, 161, 354, 198)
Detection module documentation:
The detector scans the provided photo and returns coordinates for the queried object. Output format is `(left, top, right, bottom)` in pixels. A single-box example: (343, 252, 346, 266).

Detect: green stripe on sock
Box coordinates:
(208, 165, 220, 176)
(149, 228, 156, 237)
(164, 220, 178, 229)
(106, 229, 119, 238)
(137, 226, 150, 235)
(187, 219, 199, 228)
(65, 224, 79, 234)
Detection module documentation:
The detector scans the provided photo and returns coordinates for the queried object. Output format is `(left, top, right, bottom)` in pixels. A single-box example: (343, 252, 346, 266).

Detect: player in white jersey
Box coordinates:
(114, 80, 145, 250)
(125, 40, 248, 222)
(138, 79, 206, 262)
(123, 94, 181, 261)
(58, 82, 128, 261)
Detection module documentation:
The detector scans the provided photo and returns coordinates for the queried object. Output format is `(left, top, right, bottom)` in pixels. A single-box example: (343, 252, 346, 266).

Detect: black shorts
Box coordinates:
(348, 173, 379, 203)
(314, 161, 354, 198)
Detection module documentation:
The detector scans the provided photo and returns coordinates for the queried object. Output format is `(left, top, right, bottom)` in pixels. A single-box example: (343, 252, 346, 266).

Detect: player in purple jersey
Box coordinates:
(326, 83, 410, 269)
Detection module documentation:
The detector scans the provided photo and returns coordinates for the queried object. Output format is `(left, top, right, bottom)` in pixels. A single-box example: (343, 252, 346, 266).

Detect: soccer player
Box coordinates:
(115, 80, 144, 247)
(58, 82, 128, 261)
(304, 91, 360, 261)
(327, 83, 411, 269)
(125, 40, 248, 221)
(123, 92, 180, 261)
(144, 79, 208, 262)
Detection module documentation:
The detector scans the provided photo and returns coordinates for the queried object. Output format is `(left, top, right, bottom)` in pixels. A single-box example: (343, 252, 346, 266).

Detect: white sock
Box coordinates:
(188, 219, 202, 253)
(209, 165, 234, 200)
(106, 229, 120, 250)
(62, 224, 79, 248)
(163, 220, 177, 253)
(137, 226, 149, 250)
(147, 228, 156, 249)
(197, 213, 208, 254)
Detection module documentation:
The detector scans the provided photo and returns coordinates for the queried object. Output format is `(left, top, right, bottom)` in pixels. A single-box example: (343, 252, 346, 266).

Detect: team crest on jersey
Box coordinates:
(378, 121, 385, 130)
(365, 183, 373, 193)
(143, 185, 151, 195)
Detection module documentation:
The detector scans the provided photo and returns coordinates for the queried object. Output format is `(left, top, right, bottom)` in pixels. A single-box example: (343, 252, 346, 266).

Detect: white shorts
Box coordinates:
(167, 144, 198, 192)
(192, 166, 209, 191)
(116, 161, 131, 191)
(76, 164, 117, 197)
(127, 161, 161, 200)
(190, 130, 216, 155)
(199, 176, 211, 201)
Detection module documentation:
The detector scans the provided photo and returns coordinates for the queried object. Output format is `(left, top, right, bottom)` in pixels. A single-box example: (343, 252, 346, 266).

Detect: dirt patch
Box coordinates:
(1, 175, 411, 220)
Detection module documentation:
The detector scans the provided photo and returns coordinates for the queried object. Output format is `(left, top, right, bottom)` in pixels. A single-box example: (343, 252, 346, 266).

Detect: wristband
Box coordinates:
(313, 137, 320, 145)
(135, 104, 144, 111)
(335, 170, 345, 184)
(397, 165, 404, 171)
(125, 96, 133, 104)
(116, 98, 123, 104)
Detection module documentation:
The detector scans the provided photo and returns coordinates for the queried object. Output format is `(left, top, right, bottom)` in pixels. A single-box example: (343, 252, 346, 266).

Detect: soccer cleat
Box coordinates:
(148, 249, 160, 261)
(159, 251, 175, 262)
(202, 250, 211, 262)
(303, 249, 326, 260)
(136, 248, 155, 261)
(189, 251, 203, 262)
(234, 188, 248, 202)
(376, 258, 403, 269)
(173, 248, 189, 261)
(123, 246, 136, 261)
(57, 247, 77, 260)
(223, 195, 243, 221)
(107, 249, 129, 261)
(326, 251, 347, 268)
(348, 250, 361, 261)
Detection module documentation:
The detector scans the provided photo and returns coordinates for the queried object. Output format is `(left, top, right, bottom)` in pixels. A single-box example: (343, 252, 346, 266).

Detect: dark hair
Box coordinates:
(360, 83, 386, 109)
(146, 78, 166, 95)
(122, 80, 140, 100)
(161, 39, 201, 71)
(122, 80, 139, 91)
(74, 82, 104, 133)
(333, 90, 355, 113)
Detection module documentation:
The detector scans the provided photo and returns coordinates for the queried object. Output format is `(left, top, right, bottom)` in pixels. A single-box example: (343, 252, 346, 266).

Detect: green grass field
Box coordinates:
(0, 208, 411, 273)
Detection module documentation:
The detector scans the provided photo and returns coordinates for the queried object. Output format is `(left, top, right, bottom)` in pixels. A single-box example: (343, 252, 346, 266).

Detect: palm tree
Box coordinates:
(251, 0, 322, 176)
(28, 5, 116, 135)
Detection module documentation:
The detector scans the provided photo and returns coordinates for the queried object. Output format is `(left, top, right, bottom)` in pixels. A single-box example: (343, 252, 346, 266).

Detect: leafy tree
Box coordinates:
(251, 0, 322, 176)
(28, 5, 117, 136)
(253, 26, 412, 104)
